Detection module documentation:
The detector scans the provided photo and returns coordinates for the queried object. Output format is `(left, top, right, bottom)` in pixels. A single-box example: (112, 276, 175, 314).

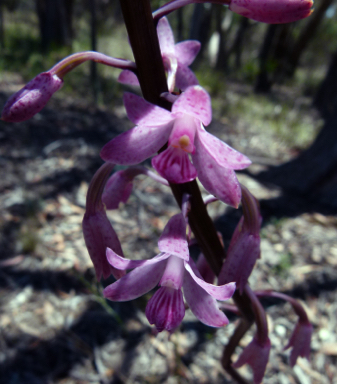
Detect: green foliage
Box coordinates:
(271, 252, 292, 276)
(19, 225, 39, 254)
(195, 64, 227, 96)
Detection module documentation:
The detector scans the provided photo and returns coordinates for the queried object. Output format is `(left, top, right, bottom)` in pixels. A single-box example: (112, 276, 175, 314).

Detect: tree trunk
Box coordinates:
(215, 5, 228, 71)
(36, 0, 74, 50)
(0, 0, 4, 49)
(230, 17, 250, 70)
(254, 24, 279, 93)
(282, 0, 334, 78)
(90, 0, 99, 105)
(313, 50, 337, 119)
(256, 51, 337, 206)
(176, 7, 184, 41)
(269, 23, 293, 83)
(189, 3, 213, 65)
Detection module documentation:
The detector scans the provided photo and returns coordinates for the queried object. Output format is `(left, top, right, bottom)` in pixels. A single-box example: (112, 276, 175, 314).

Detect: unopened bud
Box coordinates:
(2, 72, 63, 122)
(229, 0, 314, 24)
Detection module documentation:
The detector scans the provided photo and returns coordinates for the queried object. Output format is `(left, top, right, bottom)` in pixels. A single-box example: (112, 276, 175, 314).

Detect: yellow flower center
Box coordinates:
(178, 135, 190, 149)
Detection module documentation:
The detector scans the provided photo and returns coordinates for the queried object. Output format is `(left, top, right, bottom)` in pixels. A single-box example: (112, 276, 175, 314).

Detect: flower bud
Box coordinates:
(83, 209, 125, 280)
(102, 169, 136, 210)
(229, 0, 314, 24)
(284, 319, 313, 367)
(233, 336, 271, 384)
(2, 72, 63, 122)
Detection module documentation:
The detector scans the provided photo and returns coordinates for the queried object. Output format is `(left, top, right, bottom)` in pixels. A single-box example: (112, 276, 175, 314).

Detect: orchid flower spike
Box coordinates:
(218, 185, 261, 292)
(101, 85, 251, 207)
(103, 213, 236, 332)
(102, 166, 169, 210)
(118, 17, 200, 91)
(82, 163, 125, 281)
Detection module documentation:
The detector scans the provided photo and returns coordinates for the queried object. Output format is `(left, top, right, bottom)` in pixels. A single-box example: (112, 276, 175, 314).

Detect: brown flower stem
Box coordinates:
(221, 318, 253, 384)
(119, 0, 170, 109)
(119, 1, 255, 381)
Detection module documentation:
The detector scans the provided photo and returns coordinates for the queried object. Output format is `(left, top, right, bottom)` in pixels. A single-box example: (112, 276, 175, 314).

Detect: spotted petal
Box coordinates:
(183, 270, 230, 327)
(158, 214, 189, 260)
(157, 17, 175, 55)
(103, 258, 167, 301)
(196, 126, 251, 169)
(185, 260, 236, 301)
(175, 64, 199, 91)
(174, 40, 201, 66)
(192, 130, 242, 207)
(124, 92, 172, 126)
(101, 123, 173, 165)
(172, 86, 212, 126)
(106, 247, 170, 270)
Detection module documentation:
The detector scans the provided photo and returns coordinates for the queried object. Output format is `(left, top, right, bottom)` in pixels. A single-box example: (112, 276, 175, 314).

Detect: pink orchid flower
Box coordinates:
(219, 185, 261, 292)
(233, 336, 271, 384)
(218, 217, 260, 293)
(102, 166, 169, 210)
(101, 85, 251, 207)
(103, 213, 236, 332)
(82, 163, 125, 281)
(118, 17, 200, 91)
(284, 319, 313, 367)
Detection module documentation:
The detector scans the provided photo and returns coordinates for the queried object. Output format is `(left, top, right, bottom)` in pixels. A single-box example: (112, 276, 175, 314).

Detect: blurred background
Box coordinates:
(1, 1, 337, 383)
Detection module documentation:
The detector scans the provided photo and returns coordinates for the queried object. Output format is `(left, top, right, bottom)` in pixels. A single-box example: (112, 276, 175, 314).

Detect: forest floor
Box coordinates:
(0, 73, 337, 384)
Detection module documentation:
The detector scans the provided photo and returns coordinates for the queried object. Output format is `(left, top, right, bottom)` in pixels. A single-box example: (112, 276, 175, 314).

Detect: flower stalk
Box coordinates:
(49, 51, 137, 79)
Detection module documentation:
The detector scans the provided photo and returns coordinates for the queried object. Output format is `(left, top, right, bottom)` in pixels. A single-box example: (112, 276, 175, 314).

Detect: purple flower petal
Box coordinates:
(218, 232, 260, 294)
(101, 123, 173, 165)
(103, 258, 167, 301)
(102, 171, 133, 210)
(123, 93, 172, 126)
(160, 255, 185, 289)
(106, 247, 170, 270)
(152, 146, 197, 184)
(284, 320, 313, 367)
(145, 286, 185, 332)
(164, 55, 178, 92)
(196, 126, 251, 170)
(82, 209, 125, 280)
(233, 336, 271, 384)
(172, 86, 212, 126)
(174, 40, 201, 66)
(175, 64, 199, 91)
(185, 260, 236, 301)
(183, 270, 230, 327)
(192, 133, 242, 207)
(118, 70, 140, 86)
(158, 214, 189, 260)
(157, 17, 175, 55)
